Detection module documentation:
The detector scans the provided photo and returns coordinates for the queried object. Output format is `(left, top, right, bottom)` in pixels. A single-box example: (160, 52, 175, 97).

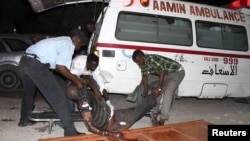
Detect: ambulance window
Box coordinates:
(196, 21, 248, 51)
(115, 12, 192, 46)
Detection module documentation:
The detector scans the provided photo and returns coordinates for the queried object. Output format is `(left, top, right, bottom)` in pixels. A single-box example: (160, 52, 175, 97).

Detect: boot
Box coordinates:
(158, 118, 166, 125)
(150, 112, 159, 126)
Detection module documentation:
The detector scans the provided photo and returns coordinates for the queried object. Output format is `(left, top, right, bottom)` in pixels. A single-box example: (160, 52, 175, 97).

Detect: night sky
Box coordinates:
(0, 0, 237, 34)
(0, 0, 104, 35)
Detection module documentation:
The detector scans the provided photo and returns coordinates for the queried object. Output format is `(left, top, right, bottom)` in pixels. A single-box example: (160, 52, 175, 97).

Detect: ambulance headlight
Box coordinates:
(94, 50, 99, 56)
(140, 0, 149, 7)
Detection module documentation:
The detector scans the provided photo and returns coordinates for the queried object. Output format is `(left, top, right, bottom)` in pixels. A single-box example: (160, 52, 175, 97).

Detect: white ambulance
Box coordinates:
(29, 0, 250, 99)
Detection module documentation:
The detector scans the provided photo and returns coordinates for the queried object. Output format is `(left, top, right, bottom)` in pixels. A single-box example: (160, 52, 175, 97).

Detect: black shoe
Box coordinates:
(151, 117, 159, 126)
(150, 112, 159, 126)
(158, 119, 165, 126)
(75, 131, 86, 136)
(18, 121, 36, 127)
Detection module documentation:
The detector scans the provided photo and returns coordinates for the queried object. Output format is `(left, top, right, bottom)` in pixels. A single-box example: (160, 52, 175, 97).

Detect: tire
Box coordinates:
(0, 65, 21, 91)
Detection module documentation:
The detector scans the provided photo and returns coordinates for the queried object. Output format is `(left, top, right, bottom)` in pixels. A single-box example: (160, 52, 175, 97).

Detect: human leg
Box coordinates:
(159, 70, 185, 125)
(25, 61, 78, 136)
(126, 82, 143, 103)
(66, 81, 76, 112)
(67, 98, 76, 112)
(18, 57, 37, 126)
(127, 74, 159, 103)
(146, 75, 163, 125)
(38, 74, 77, 135)
(114, 94, 157, 131)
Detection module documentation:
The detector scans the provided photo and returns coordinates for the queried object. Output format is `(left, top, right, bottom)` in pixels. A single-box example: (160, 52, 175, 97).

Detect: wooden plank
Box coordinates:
(39, 120, 211, 141)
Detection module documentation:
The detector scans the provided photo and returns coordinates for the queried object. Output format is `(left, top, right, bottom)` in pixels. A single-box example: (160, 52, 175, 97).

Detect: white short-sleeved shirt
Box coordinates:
(70, 55, 109, 93)
(26, 37, 75, 69)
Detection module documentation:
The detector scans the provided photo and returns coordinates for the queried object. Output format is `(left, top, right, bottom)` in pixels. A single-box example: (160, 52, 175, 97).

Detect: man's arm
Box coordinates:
(55, 64, 83, 89)
(102, 89, 114, 113)
(78, 88, 123, 138)
(92, 69, 114, 109)
(82, 111, 124, 138)
(142, 76, 148, 97)
(151, 71, 166, 97)
(92, 68, 107, 96)
(81, 76, 102, 101)
(102, 89, 109, 101)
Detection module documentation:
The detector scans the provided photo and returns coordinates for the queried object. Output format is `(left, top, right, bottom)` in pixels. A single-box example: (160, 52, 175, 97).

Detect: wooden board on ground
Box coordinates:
(39, 120, 211, 141)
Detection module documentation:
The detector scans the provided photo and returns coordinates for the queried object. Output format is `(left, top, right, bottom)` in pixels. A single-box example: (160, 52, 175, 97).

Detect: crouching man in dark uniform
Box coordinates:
(66, 78, 157, 139)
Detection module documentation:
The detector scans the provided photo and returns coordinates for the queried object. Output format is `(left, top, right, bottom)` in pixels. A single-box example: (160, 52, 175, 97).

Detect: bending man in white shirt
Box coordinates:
(67, 53, 158, 138)
(68, 53, 113, 111)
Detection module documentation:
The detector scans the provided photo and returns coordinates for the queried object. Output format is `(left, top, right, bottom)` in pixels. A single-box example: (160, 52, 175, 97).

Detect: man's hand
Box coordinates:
(93, 90, 102, 101)
(152, 87, 161, 97)
(56, 65, 83, 89)
(81, 77, 102, 101)
(73, 76, 83, 89)
(102, 89, 109, 101)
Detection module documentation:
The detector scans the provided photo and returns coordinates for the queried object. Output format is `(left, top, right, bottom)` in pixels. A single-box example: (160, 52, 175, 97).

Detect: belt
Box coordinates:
(23, 53, 40, 61)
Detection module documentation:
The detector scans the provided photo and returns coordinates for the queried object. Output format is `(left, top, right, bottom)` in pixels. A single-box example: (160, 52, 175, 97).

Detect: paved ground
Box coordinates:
(0, 90, 250, 141)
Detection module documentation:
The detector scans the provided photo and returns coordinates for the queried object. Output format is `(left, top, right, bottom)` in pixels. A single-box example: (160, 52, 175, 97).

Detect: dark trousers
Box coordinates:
(19, 56, 77, 136)
(113, 94, 157, 131)
(133, 70, 185, 120)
